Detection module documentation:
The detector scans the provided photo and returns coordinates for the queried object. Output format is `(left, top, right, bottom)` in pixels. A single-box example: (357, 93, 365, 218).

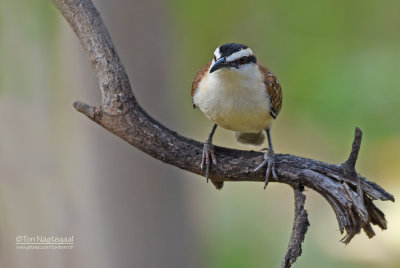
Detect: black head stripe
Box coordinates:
(219, 43, 248, 58)
(248, 55, 257, 64)
(232, 55, 257, 66)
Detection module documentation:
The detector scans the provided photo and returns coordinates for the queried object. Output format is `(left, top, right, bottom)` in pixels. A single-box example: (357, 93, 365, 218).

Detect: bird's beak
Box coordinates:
(210, 57, 230, 73)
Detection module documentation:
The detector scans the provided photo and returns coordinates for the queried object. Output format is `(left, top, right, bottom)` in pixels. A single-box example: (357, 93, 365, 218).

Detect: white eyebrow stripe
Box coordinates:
(214, 47, 221, 59)
(226, 48, 253, 62)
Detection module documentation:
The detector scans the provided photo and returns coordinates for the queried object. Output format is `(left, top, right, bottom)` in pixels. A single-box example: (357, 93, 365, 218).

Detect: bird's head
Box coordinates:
(210, 43, 257, 74)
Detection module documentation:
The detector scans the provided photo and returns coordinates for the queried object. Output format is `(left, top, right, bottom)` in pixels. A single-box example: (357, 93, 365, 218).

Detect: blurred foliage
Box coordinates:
(0, 0, 58, 97)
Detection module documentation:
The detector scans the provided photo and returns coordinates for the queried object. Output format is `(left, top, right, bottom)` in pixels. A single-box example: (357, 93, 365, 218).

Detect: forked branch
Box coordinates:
(52, 0, 395, 267)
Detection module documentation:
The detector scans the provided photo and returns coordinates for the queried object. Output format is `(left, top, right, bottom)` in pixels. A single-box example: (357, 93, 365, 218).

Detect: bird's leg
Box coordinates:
(201, 124, 218, 182)
(254, 128, 278, 189)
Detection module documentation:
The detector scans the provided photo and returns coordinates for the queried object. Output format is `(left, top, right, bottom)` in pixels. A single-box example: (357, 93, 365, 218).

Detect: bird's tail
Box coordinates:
(234, 131, 265, 146)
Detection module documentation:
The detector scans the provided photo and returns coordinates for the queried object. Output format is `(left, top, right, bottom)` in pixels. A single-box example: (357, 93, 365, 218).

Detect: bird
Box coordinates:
(191, 43, 282, 189)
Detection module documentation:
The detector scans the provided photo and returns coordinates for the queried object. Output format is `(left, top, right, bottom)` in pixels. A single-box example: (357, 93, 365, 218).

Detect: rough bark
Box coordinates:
(52, 0, 395, 266)
(282, 186, 309, 268)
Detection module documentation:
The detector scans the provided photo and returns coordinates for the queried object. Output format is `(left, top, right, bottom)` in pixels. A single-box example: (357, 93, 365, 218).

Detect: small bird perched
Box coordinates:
(191, 43, 282, 189)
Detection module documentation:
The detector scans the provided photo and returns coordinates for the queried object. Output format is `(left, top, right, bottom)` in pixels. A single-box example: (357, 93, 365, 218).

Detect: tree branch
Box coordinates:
(53, 0, 395, 266)
(282, 186, 309, 268)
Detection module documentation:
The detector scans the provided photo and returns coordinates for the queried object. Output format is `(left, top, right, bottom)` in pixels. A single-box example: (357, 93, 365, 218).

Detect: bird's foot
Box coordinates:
(201, 140, 217, 182)
(254, 149, 278, 189)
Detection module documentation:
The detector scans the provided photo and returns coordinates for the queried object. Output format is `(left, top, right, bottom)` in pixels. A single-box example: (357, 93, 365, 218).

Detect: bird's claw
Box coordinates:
(254, 150, 278, 189)
(201, 140, 217, 182)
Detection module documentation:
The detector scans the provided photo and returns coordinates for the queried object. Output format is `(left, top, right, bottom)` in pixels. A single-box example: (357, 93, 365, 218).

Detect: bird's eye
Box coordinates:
(213, 55, 217, 61)
(239, 57, 247, 64)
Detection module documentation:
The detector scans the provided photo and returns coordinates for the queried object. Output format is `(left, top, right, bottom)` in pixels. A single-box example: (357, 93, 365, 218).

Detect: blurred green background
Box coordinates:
(0, 0, 399, 267)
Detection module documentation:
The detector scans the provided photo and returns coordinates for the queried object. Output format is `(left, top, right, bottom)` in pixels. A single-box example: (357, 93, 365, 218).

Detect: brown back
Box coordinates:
(191, 61, 212, 108)
(258, 64, 282, 119)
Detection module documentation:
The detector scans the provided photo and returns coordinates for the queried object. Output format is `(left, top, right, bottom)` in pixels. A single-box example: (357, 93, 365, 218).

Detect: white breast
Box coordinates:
(193, 64, 272, 132)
